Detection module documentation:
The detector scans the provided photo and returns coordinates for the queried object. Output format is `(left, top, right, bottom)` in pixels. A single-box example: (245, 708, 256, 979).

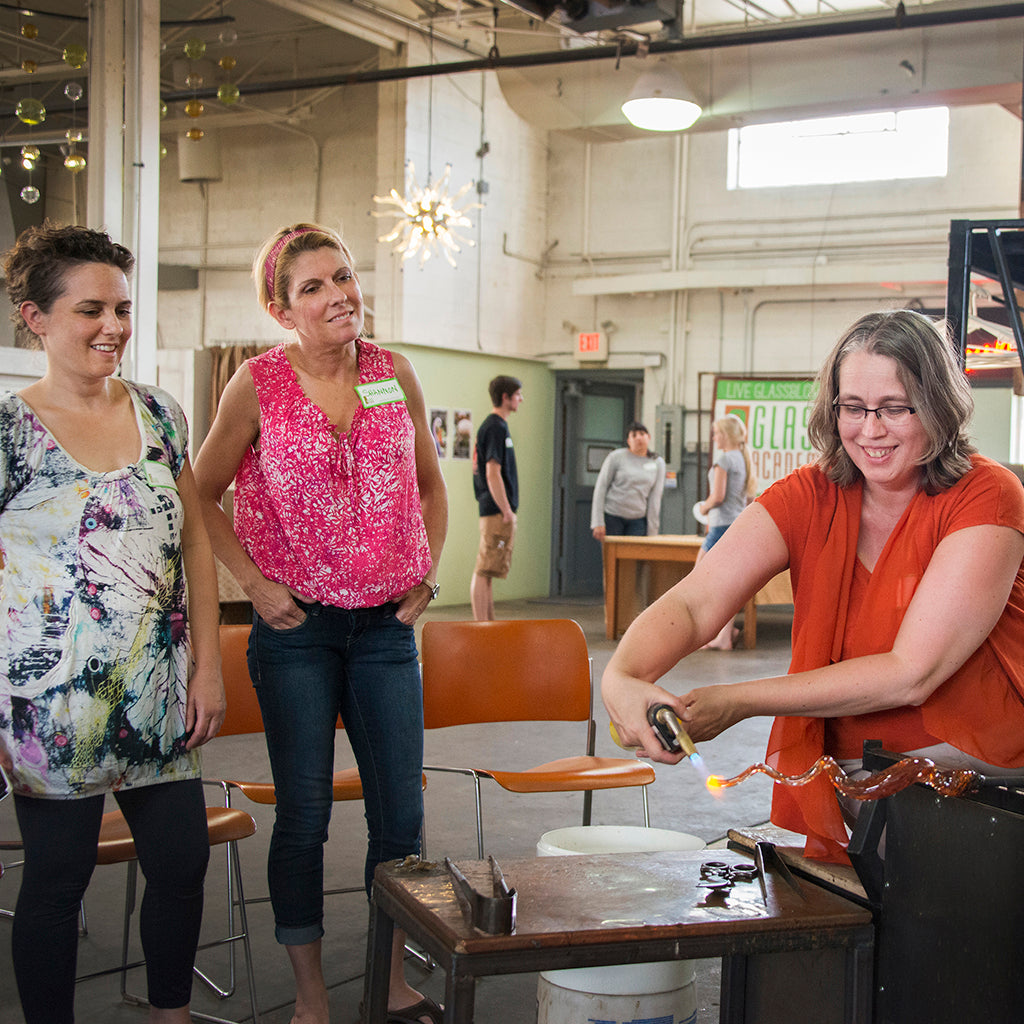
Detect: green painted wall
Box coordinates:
(392, 343, 555, 608)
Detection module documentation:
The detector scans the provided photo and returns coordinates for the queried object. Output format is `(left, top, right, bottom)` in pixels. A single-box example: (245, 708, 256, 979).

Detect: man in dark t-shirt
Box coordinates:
(470, 374, 523, 620)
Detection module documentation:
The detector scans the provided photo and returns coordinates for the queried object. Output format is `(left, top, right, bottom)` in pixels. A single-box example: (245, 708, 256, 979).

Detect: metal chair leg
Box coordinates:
(118, 861, 141, 1004)
(192, 836, 237, 999)
(472, 775, 485, 860)
(188, 840, 262, 1024)
(116, 837, 261, 1023)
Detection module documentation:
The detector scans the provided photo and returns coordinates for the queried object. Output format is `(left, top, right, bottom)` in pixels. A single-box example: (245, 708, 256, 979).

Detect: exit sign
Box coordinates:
(576, 331, 607, 361)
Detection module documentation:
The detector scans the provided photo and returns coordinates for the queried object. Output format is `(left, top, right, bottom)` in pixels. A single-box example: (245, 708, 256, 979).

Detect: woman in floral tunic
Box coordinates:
(0, 223, 224, 1024)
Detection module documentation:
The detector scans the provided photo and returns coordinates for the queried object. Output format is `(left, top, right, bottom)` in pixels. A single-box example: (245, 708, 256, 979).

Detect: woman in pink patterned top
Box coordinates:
(195, 223, 447, 1024)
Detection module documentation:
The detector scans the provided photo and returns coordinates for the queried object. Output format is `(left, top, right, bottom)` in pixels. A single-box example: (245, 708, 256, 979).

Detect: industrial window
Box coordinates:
(727, 106, 949, 189)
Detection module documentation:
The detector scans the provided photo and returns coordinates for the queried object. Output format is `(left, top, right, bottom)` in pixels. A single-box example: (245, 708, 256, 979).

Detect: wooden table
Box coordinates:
(602, 534, 792, 646)
(363, 850, 874, 1024)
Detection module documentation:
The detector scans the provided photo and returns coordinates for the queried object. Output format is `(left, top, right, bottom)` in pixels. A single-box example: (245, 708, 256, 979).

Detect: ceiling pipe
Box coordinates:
(149, 1, 1024, 104)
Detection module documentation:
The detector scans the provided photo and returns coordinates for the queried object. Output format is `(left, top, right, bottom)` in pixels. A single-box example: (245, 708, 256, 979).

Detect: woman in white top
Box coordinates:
(697, 414, 756, 648)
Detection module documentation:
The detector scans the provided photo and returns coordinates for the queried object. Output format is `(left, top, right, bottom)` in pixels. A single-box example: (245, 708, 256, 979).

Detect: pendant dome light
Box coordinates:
(621, 61, 702, 132)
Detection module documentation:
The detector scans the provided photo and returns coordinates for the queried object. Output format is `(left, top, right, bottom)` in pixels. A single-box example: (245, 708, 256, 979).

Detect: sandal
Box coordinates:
(387, 996, 444, 1024)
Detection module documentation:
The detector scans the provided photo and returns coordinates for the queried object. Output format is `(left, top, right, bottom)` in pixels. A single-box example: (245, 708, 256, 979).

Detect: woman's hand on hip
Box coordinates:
(393, 583, 432, 625)
(248, 576, 310, 630)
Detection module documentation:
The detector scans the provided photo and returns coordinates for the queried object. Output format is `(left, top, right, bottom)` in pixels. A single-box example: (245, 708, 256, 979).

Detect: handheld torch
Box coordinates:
(609, 703, 700, 760)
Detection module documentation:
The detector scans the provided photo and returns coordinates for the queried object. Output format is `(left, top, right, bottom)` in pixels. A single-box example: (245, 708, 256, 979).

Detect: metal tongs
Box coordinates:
(754, 841, 805, 902)
(445, 855, 517, 934)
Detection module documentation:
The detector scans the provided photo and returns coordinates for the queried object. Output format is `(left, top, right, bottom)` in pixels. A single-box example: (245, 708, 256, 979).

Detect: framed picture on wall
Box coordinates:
(453, 410, 473, 460)
(430, 408, 449, 458)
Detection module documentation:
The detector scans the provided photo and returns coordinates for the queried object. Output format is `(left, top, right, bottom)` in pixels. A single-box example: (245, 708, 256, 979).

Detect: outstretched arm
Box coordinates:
(676, 521, 1024, 744)
(601, 502, 788, 762)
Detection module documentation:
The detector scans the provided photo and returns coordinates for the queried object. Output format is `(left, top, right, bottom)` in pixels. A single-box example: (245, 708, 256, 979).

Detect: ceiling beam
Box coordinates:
(152, 0, 1024, 100)
(262, 0, 406, 52)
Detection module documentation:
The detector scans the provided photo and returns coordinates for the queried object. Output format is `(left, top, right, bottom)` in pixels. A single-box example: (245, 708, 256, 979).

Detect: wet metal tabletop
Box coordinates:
(364, 849, 873, 1024)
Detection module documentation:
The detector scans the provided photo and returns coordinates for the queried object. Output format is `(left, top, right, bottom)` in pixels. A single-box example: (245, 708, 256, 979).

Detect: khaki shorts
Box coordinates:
(474, 513, 516, 579)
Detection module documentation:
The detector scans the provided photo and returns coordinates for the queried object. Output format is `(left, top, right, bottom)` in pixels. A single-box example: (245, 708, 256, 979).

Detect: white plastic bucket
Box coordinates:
(536, 825, 704, 1024)
(537, 980, 698, 1024)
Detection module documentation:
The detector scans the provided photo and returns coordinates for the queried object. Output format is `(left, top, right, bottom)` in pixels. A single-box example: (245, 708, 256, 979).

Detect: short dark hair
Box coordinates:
(3, 222, 135, 346)
(807, 309, 975, 494)
(627, 421, 649, 435)
(489, 375, 522, 407)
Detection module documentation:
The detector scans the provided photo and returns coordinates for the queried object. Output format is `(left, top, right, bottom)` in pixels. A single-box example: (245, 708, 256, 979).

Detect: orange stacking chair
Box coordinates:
(420, 618, 655, 859)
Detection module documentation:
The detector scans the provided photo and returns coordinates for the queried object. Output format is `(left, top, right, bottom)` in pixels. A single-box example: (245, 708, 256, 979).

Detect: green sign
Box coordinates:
(713, 377, 816, 491)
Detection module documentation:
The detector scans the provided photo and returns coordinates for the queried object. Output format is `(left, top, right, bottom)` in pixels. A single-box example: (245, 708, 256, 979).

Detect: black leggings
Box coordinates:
(12, 779, 209, 1023)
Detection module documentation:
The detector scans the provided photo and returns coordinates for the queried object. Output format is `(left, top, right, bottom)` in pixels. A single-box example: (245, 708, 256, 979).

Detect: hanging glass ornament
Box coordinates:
(20, 145, 40, 166)
(21, 22, 38, 40)
(218, 28, 238, 45)
(160, 101, 168, 119)
(186, 127, 205, 141)
(62, 44, 88, 69)
(65, 128, 83, 143)
(20, 185, 40, 205)
(184, 99, 204, 118)
(218, 55, 237, 72)
(64, 152, 86, 173)
(159, 143, 168, 160)
(217, 83, 240, 106)
(183, 38, 206, 60)
(185, 72, 204, 89)
(64, 82, 84, 102)
(16, 98, 45, 126)
(21, 60, 37, 74)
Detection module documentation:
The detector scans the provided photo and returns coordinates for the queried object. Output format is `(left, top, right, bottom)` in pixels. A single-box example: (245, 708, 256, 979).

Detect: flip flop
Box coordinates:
(386, 996, 444, 1024)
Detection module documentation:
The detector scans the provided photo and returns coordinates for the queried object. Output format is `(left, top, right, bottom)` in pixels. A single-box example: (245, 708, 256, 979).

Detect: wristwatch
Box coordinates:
(423, 578, 440, 600)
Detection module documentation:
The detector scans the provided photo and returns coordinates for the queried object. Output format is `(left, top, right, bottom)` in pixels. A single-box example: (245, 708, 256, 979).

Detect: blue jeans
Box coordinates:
(701, 524, 730, 553)
(247, 601, 424, 946)
(604, 513, 647, 536)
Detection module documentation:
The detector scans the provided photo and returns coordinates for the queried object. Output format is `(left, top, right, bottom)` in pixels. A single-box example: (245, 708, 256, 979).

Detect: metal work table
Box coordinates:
(364, 849, 873, 1024)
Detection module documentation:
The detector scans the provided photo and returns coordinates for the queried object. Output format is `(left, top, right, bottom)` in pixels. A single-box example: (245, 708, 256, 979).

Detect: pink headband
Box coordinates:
(264, 227, 316, 299)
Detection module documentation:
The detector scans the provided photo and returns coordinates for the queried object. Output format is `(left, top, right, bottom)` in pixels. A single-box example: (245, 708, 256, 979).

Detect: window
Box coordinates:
(727, 106, 949, 189)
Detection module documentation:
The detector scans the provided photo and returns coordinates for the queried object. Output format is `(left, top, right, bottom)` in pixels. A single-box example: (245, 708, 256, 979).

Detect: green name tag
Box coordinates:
(354, 378, 406, 409)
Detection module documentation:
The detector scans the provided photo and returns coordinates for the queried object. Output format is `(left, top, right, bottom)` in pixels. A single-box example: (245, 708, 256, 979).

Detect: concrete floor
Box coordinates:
(0, 597, 794, 1024)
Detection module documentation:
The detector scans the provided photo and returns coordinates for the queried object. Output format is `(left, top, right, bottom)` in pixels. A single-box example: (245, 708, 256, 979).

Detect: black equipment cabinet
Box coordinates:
(945, 218, 1024, 371)
(848, 744, 1024, 1024)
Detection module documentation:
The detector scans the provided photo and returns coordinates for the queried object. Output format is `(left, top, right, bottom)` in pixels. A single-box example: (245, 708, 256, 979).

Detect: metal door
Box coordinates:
(551, 373, 641, 597)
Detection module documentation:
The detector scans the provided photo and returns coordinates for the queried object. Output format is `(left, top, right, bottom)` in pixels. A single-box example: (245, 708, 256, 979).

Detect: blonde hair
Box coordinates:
(252, 222, 356, 312)
(715, 414, 757, 499)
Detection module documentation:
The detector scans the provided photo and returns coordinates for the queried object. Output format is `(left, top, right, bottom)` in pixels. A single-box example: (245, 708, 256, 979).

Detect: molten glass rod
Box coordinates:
(706, 755, 978, 801)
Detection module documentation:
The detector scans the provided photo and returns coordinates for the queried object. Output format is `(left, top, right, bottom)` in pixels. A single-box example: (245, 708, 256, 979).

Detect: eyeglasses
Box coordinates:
(833, 401, 916, 424)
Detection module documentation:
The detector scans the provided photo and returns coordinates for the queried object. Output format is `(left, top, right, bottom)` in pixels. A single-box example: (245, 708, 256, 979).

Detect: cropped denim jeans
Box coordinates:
(247, 601, 424, 946)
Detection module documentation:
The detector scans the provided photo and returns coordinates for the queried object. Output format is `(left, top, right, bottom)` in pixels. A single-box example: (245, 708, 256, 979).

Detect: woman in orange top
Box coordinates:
(602, 309, 1024, 862)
